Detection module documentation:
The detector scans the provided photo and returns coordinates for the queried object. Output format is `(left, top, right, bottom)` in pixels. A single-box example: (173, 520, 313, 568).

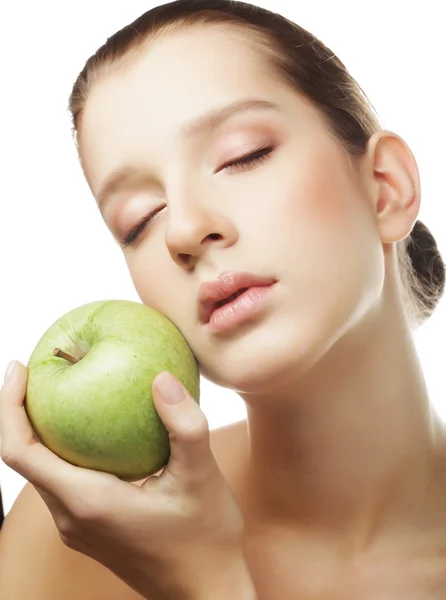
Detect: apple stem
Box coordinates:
(53, 348, 79, 364)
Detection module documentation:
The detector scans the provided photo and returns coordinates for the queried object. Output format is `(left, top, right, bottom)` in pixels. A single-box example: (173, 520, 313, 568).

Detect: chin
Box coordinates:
(197, 297, 369, 397)
(194, 273, 379, 396)
(197, 320, 329, 396)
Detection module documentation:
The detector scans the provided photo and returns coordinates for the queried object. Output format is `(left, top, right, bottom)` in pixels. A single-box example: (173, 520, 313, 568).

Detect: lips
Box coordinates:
(198, 271, 277, 324)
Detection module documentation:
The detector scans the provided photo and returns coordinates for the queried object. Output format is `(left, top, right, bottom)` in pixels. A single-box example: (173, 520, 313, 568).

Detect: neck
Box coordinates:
(240, 304, 446, 554)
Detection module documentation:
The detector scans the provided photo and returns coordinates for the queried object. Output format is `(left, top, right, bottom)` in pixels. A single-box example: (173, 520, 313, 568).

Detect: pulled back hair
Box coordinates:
(68, 0, 445, 328)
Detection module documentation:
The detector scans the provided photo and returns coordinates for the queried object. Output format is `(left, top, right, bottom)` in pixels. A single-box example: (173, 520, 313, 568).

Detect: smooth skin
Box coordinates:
(0, 366, 256, 600)
(1, 24, 446, 599)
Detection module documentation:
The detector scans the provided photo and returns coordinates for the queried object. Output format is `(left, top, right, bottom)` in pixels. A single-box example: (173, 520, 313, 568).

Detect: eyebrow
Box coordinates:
(95, 97, 280, 209)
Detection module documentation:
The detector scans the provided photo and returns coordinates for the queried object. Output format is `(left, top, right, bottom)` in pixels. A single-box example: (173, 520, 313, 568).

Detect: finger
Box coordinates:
(0, 361, 73, 491)
(0, 361, 35, 449)
(0, 361, 114, 502)
(151, 371, 215, 484)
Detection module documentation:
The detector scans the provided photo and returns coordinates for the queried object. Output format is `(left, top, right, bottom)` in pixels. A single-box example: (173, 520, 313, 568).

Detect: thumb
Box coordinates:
(151, 371, 213, 479)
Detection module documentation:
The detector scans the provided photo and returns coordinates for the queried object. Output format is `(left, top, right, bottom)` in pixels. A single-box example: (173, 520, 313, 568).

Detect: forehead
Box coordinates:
(85, 25, 276, 117)
(79, 26, 294, 190)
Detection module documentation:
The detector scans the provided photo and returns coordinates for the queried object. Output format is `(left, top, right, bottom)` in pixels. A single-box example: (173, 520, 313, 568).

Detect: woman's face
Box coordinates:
(79, 26, 385, 393)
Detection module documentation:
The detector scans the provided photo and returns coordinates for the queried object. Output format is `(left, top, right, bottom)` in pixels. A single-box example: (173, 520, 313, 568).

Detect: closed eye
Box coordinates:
(120, 146, 275, 248)
(120, 208, 163, 248)
(220, 146, 274, 173)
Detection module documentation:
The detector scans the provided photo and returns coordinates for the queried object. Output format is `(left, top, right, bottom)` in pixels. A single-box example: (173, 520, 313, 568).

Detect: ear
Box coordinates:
(364, 130, 421, 244)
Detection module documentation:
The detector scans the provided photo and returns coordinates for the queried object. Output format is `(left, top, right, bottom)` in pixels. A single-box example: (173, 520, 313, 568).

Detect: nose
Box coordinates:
(165, 190, 238, 270)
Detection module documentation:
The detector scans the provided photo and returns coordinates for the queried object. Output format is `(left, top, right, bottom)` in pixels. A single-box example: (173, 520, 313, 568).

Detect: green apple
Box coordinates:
(25, 299, 200, 481)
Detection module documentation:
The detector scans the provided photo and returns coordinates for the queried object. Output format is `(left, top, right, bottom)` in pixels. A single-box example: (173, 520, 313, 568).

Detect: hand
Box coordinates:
(0, 361, 255, 600)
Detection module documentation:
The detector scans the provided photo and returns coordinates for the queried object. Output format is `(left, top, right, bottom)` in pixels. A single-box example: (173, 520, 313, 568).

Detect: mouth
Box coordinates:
(198, 272, 277, 326)
(214, 287, 249, 309)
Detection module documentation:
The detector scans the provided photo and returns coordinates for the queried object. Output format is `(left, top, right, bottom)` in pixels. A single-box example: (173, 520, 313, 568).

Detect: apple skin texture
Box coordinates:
(25, 300, 200, 482)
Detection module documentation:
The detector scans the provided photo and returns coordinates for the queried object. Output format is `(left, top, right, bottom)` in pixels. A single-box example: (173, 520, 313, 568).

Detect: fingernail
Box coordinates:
(153, 372, 185, 404)
(4, 361, 17, 384)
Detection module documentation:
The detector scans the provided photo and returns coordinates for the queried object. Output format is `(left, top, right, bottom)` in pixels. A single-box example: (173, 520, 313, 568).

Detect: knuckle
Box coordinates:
(0, 446, 20, 470)
(179, 412, 209, 443)
(59, 530, 80, 551)
(62, 494, 103, 526)
(56, 516, 77, 545)
(71, 500, 100, 523)
(56, 504, 99, 550)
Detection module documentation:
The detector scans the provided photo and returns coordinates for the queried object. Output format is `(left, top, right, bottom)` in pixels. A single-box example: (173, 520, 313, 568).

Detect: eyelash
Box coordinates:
(120, 145, 274, 248)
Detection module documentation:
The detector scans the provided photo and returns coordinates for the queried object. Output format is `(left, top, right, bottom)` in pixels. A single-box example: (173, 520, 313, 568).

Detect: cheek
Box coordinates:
(124, 251, 172, 314)
(286, 148, 359, 237)
(266, 149, 380, 303)
(262, 153, 363, 266)
(124, 247, 200, 338)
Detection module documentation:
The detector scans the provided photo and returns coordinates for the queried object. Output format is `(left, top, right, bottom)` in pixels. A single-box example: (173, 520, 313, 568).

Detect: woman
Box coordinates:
(1, 0, 445, 598)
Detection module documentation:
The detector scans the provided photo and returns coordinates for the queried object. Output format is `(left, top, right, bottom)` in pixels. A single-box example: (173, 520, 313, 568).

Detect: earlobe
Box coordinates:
(367, 130, 421, 244)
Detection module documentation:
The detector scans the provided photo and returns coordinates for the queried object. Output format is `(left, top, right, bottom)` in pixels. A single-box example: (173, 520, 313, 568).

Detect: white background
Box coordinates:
(0, 1, 445, 516)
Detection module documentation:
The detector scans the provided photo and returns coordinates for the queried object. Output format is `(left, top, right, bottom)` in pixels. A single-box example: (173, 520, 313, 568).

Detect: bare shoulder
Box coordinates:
(0, 481, 145, 600)
(0, 420, 247, 600)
